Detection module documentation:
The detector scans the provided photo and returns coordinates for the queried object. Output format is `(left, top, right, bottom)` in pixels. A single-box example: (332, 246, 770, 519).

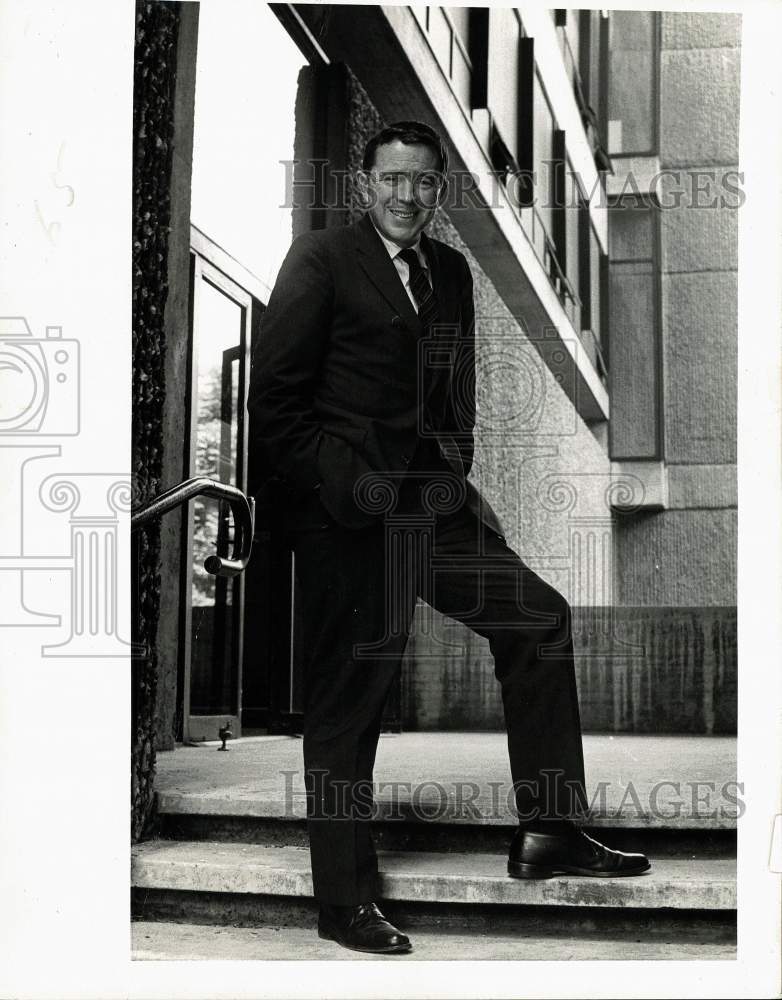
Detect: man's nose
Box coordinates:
(396, 177, 415, 202)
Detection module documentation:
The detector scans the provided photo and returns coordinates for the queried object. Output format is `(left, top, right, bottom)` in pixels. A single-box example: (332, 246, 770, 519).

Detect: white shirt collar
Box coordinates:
(368, 217, 428, 269)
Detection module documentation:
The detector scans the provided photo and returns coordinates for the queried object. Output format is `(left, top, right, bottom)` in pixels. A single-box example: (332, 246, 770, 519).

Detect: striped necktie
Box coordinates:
(398, 248, 439, 334)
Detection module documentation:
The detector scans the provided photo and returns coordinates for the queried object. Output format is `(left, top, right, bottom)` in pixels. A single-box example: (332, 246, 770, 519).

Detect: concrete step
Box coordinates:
(131, 918, 736, 961)
(132, 887, 736, 946)
(153, 733, 739, 831)
(132, 840, 736, 911)
(139, 734, 738, 952)
(158, 813, 736, 858)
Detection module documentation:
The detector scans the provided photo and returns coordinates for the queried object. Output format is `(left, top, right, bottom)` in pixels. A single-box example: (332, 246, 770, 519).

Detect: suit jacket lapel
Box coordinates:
(354, 213, 422, 335)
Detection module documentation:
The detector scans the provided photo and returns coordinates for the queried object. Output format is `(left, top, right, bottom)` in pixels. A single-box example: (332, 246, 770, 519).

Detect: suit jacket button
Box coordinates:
(391, 315, 402, 328)
(401, 453, 411, 465)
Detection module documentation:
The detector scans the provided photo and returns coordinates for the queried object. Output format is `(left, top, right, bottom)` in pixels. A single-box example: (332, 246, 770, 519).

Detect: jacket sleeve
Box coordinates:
(247, 233, 333, 493)
(442, 253, 476, 478)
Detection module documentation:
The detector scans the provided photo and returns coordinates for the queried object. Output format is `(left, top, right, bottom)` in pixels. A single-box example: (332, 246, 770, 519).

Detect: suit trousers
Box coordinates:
(285, 449, 587, 906)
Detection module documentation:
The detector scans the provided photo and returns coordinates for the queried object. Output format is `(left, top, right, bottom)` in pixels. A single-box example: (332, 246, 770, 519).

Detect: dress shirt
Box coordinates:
(369, 217, 432, 314)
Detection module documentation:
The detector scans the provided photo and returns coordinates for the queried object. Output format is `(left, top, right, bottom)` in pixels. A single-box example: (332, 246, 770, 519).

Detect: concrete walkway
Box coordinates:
(154, 732, 738, 827)
(131, 920, 736, 962)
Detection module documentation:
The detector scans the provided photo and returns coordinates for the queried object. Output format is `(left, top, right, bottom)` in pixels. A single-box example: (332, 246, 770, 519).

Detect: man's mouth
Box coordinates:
(388, 207, 416, 221)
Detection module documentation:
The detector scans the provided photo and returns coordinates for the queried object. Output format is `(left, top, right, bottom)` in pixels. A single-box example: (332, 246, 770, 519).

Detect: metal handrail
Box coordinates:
(131, 477, 255, 578)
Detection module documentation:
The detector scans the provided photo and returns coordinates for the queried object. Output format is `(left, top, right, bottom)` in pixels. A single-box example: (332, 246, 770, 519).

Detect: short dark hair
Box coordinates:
(362, 120, 449, 175)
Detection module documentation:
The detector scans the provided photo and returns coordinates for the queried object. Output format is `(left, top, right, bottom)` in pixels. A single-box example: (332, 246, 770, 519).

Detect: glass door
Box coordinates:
(181, 256, 251, 741)
(185, 2, 314, 737)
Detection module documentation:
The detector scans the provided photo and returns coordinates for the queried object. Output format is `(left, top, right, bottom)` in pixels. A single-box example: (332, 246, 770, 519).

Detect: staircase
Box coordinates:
(131, 733, 737, 960)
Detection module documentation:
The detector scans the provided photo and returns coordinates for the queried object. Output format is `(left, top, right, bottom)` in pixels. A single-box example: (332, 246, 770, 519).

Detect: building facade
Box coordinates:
(131, 3, 739, 823)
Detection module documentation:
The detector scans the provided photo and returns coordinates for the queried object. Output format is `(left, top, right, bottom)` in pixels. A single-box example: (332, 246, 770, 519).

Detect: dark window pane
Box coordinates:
(189, 278, 244, 714)
(565, 167, 581, 288)
(607, 11, 656, 154)
(590, 227, 603, 343)
(609, 262, 658, 457)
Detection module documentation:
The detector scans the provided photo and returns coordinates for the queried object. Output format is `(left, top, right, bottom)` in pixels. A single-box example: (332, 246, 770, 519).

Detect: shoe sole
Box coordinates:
(508, 860, 652, 879)
(317, 926, 413, 954)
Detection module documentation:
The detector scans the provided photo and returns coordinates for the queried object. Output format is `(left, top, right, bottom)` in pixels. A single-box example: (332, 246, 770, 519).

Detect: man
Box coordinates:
(248, 121, 650, 956)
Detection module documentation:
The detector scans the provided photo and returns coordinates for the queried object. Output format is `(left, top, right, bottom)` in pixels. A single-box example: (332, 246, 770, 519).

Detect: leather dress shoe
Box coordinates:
(318, 902, 412, 954)
(508, 822, 651, 879)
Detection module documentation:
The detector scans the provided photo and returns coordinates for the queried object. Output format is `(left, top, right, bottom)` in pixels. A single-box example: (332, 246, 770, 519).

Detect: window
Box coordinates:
(579, 10, 608, 138)
(607, 11, 658, 156)
(555, 9, 581, 90)
(579, 210, 609, 380)
(578, 10, 610, 172)
(608, 197, 662, 458)
(469, 7, 489, 109)
(415, 6, 477, 112)
(551, 135, 582, 331)
(564, 156, 582, 306)
(516, 53, 581, 318)
(486, 7, 521, 153)
(555, 9, 611, 175)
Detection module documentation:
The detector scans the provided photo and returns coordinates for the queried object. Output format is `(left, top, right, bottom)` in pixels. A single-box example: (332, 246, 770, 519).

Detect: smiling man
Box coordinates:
(248, 120, 650, 956)
(361, 131, 442, 242)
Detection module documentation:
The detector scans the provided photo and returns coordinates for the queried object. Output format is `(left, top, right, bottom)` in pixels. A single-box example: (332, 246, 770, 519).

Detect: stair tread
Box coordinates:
(132, 840, 736, 909)
(155, 733, 739, 829)
(156, 789, 738, 829)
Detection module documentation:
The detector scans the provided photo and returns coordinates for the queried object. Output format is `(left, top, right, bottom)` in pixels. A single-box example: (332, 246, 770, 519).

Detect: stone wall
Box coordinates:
(615, 13, 740, 611)
(131, 0, 180, 840)
(153, 5, 199, 751)
(403, 604, 737, 733)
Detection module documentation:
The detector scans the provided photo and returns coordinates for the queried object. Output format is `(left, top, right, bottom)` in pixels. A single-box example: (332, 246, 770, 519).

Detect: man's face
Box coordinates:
(359, 140, 444, 248)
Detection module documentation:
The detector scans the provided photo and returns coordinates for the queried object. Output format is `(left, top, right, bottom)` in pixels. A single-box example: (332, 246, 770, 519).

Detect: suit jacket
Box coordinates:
(247, 212, 504, 537)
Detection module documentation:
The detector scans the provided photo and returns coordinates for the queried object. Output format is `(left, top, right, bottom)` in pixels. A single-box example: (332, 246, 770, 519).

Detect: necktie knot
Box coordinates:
(398, 247, 423, 274)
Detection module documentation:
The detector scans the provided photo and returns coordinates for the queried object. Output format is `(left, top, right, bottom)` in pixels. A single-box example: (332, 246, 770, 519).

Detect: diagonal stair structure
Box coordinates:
(131, 733, 737, 960)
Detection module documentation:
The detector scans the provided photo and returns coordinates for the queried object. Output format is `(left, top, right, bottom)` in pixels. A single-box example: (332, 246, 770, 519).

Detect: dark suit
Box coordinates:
(248, 212, 502, 534)
(248, 213, 587, 905)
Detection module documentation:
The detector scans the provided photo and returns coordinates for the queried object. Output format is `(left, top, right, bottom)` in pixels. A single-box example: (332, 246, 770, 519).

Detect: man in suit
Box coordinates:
(248, 121, 649, 955)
